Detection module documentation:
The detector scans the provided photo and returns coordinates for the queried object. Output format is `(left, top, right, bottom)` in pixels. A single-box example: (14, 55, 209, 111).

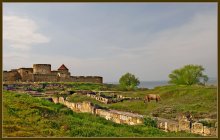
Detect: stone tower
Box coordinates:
(57, 64, 71, 78)
(33, 64, 51, 74)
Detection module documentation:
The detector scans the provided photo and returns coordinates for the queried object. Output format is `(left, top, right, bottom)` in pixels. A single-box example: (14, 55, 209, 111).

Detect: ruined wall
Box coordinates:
(33, 64, 51, 74)
(52, 97, 143, 125)
(17, 68, 33, 82)
(51, 71, 59, 75)
(156, 117, 217, 136)
(51, 96, 217, 136)
(33, 74, 57, 82)
(71, 76, 103, 83)
(3, 70, 21, 82)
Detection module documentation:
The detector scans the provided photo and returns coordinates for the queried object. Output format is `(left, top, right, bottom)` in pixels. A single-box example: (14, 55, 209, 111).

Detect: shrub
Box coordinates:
(119, 73, 140, 91)
(168, 64, 208, 85)
(144, 117, 157, 127)
(36, 88, 44, 92)
(198, 120, 215, 128)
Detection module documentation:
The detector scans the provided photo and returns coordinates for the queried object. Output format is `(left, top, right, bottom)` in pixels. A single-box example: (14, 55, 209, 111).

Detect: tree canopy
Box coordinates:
(119, 73, 140, 90)
(168, 64, 208, 85)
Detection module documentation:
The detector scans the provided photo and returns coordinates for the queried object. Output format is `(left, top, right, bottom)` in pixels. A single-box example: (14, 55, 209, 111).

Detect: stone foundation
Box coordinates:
(52, 96, 143, 125)
(51, 96, 217, 136)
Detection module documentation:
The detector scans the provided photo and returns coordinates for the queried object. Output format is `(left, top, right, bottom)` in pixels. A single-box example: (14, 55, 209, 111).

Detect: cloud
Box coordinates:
(3, 15, 50, 50)
(3, 6, 217, 82)
(78, 10, 217, 82)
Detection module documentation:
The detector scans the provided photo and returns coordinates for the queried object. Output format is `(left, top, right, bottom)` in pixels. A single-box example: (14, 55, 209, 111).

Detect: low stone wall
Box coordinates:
(52, 97, 143, 125)
(51, 96, 217, 136)
(85, 91, 129, 104)
(156, 117, 217, 136)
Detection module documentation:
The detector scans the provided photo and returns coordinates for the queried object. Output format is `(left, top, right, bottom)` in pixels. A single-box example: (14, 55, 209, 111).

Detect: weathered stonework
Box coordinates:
(3, 64, 103, 83)
(167, 122, 179, 132)
(17, 68, 33, 82)
(178, 120, 191, 132)
(28, 95, 218, 136)
(191, 122, 204, 134)
(3, 70, 21, 81)
(52, 96, 144, 125)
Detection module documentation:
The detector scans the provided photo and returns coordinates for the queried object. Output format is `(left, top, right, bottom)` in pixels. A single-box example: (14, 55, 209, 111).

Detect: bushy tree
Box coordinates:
(168, 64, 208, 85)
(119, 73, 140, 90)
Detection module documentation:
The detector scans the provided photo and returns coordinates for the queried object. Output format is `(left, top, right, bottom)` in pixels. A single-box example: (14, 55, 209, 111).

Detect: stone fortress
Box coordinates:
(3, 64, 103, 83)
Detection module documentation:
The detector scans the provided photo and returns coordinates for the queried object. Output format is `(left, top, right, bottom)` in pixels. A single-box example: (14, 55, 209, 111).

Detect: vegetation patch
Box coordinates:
(3, 91, 199, 137)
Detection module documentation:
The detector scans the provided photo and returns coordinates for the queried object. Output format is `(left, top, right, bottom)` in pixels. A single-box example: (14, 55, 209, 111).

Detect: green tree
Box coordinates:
(119, 73, 140, 90)
(168, 64, 208, 85)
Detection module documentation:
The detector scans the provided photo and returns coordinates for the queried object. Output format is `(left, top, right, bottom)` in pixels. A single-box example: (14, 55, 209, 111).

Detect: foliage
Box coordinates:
(36, 88, 44, 92)
(3, 91, 199, 137)
(198, 120, 216, 128)
(119, 73, 140, 90)
(42, 83, 48, 89)
(144, 117, 157, 127)
(168, 64, 208, 85)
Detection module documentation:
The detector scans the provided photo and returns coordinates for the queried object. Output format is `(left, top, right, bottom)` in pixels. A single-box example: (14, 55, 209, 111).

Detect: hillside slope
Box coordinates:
(68, 85, 217, 120)
(3, 91, 198, 137)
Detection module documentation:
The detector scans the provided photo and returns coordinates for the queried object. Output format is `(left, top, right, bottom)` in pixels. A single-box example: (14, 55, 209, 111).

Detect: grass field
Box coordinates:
(3, 90, 200, 137)
(68, 85, 217, 120)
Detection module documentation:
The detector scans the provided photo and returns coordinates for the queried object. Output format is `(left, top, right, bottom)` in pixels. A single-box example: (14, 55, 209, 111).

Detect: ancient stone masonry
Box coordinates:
(52, 96, 217, 136)
(156, 116, 217, 136)
(76, 90, 138, 104)
(3, 64, 103, 83)
(52, 96, 144, 125)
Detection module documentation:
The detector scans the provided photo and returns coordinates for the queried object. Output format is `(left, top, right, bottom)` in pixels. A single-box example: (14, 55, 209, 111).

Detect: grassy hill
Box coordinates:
(3, 91, 199, 137)
(68, 85, 217, 120)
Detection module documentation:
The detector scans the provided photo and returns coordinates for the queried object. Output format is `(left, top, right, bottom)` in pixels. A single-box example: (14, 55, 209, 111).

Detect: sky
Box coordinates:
(3, 3, 217, 82)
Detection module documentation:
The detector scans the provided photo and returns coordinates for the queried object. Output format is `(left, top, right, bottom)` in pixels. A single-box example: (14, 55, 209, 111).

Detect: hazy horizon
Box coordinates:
(106, 77, 217, 83)
(3, 3, 217, 83)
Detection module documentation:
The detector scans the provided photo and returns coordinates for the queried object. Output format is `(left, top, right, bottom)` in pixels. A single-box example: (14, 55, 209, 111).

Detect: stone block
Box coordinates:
(158, 122, 164, 129)
(210, 127, 217, 136)
(69, 102, 76, 111)
(58, 97, 65, 104)
(164, 122, 168, 132)
(167, 123, 178, 132)
(137, 118, 143, 124)
(111, 113, 121, 124)
(52, 97, 59, 104)
(215, 122, 218, 128)
(179, 120, 191, 132)
(191, 122, 203, 134)
(203, 126, 211, 136)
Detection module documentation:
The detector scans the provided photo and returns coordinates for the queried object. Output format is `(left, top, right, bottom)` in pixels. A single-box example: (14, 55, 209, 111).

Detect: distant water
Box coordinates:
(106, 79, 217, 89)
(106, 81, 168, 89)
(138, 81, 169, 89)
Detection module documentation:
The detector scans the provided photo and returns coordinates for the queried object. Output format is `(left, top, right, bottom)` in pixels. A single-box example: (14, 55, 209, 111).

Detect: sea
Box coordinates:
(106, 78, 217, 89)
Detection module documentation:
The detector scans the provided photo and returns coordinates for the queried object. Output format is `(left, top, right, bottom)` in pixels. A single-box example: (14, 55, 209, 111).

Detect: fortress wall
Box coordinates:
(51, 71, 59, 75)
(3, 70, 21, 82)
(3, 64, 103, 83)
(59, 77, 72, 82)
(33, 64, 51, 74)
(17, 68, 33, 82)
(71, 76, 103, 83)
(59, 72, 71, 78)
(3, 71, 9, 81)
(33, 74, 57, 82)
